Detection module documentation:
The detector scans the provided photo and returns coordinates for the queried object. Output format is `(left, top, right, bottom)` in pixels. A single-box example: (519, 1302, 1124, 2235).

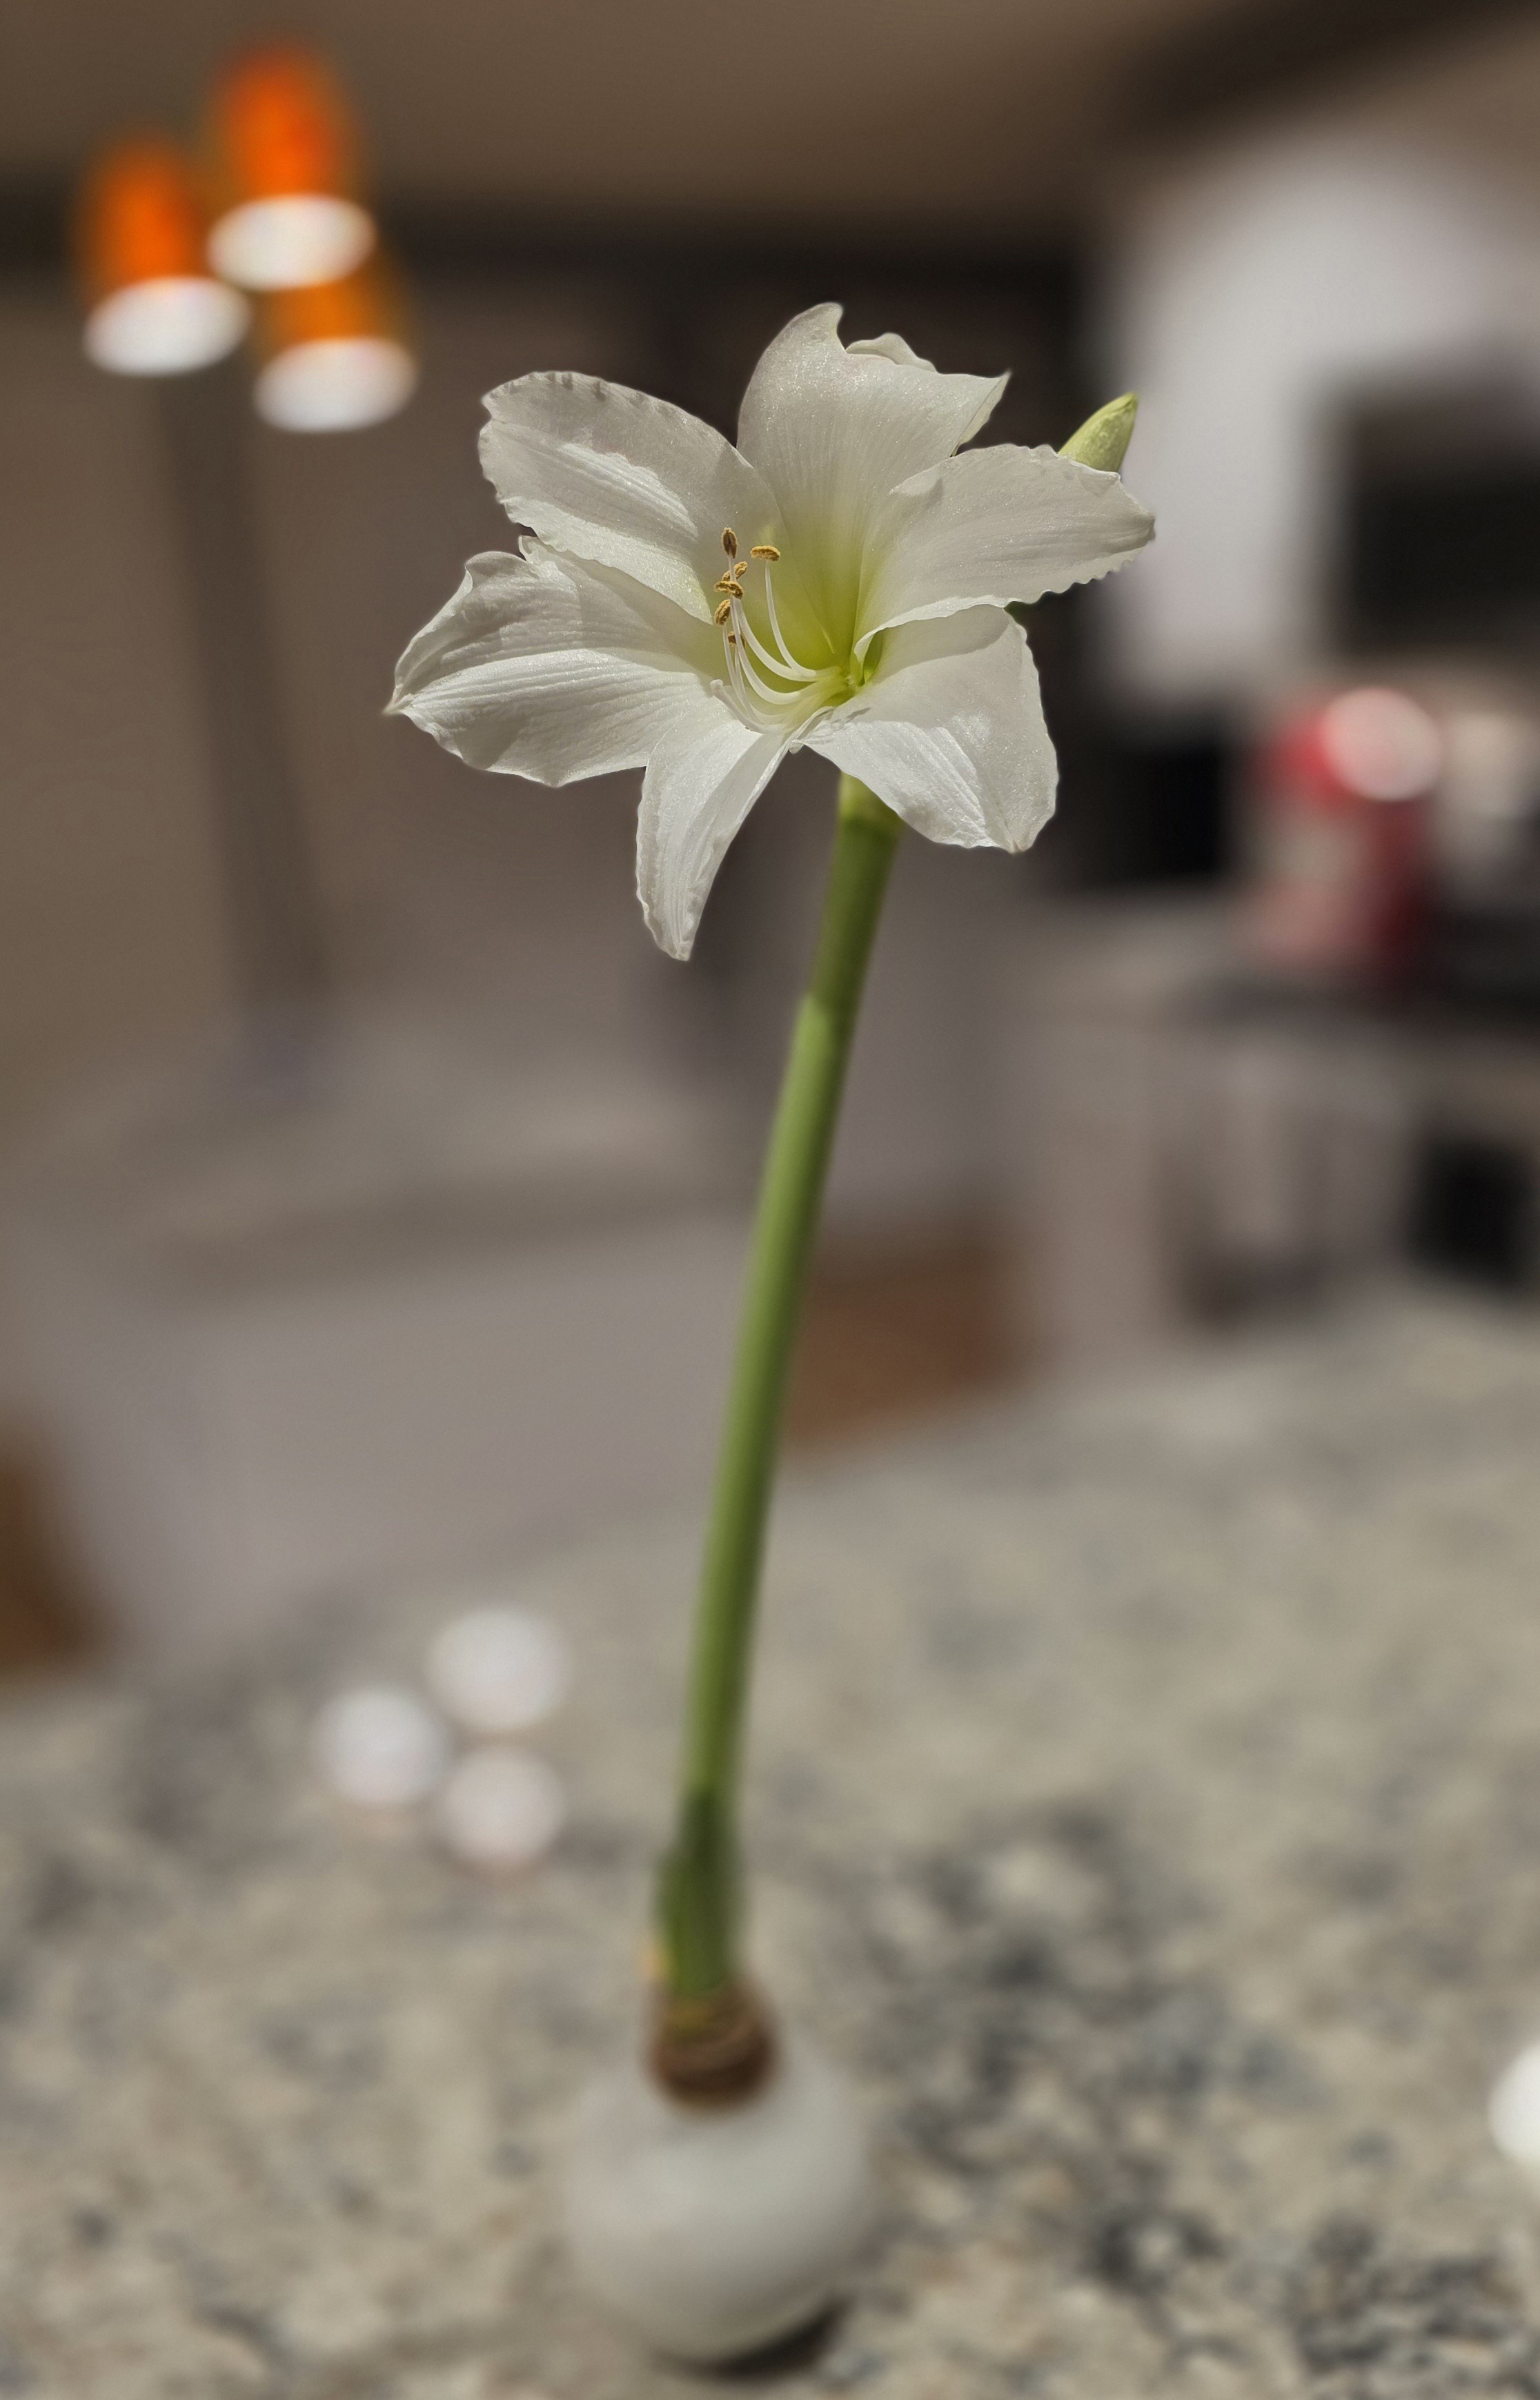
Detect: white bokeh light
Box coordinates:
(208, 193, 375, 291)
(311, 1685, 450, 1809)
(83, 276, 250, 376)
(434, 1748, 566, 1871)
(255, 334, 416, 432)
(428, 1604, 573, 1735)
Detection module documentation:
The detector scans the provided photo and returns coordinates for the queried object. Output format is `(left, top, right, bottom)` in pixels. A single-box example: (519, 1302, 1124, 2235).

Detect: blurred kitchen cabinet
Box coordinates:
(990, 898, 1423, 1368)
(991, 898, 1238, 1368)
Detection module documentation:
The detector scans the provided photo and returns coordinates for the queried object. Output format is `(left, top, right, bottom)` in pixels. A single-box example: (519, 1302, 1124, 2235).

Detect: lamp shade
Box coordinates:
(253, 263, 417, 432)
(207, 48, 375, 291)
(77, 139, 250, 375)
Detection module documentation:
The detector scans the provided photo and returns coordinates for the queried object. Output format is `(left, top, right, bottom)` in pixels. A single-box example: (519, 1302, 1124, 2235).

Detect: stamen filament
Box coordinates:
(760, 567, 821, 683)
(729, 604, 804, 709)
(733, 595, 820, 689)
(733, 607, 813, 689)
(722, 631, 780, 731)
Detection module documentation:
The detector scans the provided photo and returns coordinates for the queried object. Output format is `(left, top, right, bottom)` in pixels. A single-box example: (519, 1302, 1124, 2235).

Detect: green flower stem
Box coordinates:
(658, 773, 905, 2000)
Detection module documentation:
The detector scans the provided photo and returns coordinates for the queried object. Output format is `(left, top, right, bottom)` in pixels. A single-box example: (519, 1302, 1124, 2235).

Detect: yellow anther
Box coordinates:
(722, 528, 738, 559)
(714, 598, 734, 626)
(714, 573, 744, 594)
(750, 544, 780, 561)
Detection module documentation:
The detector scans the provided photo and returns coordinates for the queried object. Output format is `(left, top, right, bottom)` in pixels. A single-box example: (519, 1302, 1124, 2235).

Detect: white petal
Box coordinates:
(389, 542, 718, 781)
(637, 698, 789, 961)
(736, 306, 1007, 632)
(479, 373, 777, 624)
(858, 445, 1154, 651)
(810, 609, 1056, 853)
(846, 333, 922, 366)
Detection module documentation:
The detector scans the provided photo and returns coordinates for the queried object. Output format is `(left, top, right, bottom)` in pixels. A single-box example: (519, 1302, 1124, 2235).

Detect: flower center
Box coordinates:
(713, 527, 833, 734)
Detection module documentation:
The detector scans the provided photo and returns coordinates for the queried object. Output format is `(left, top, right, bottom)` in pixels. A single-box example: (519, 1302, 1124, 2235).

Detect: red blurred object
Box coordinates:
(253, 257, 416, 431)
(210, 48, 356, 207)
(206, 48, 374, 291)
(75, 137, 249, 374)
(256, 255, 405, 355)
(1247, 687, 1443, 985)
(77, 137, 208, 297)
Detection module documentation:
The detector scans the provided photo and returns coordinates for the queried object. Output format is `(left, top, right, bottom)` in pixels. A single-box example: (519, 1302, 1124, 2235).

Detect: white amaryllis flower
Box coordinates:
(389, 304, 1153, 961)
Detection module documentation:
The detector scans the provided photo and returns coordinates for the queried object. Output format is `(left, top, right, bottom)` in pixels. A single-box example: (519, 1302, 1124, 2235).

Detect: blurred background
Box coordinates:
(4, 0, 1540, 1672)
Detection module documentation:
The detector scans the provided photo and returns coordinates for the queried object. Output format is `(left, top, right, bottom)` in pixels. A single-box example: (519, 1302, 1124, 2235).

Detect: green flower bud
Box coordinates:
(1059, 392, 1138, 475)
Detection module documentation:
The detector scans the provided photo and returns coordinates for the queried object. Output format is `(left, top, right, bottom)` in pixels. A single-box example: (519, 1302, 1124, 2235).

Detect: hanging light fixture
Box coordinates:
(206, 48, 375, 292)
(253, 259, 417, 432)
(77, 139, 250, 376)
(79, 52, 410, 433)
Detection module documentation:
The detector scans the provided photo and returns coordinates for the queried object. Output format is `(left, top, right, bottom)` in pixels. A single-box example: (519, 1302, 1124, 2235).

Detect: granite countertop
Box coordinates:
(8, 1289, 1540, 2397)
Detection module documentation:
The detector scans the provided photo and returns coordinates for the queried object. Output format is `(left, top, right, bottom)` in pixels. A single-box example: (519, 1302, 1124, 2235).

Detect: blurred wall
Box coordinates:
(1101, 132, 1540, 711)
(0, 287, 230, 1129)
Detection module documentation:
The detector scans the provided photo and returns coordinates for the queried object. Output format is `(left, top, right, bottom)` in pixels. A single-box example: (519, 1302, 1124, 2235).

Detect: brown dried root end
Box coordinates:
(649, 1979, 778, 2109)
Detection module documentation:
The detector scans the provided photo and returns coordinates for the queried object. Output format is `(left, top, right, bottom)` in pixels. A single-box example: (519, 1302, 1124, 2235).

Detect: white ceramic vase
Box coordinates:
(564, 2025, 871, 2363)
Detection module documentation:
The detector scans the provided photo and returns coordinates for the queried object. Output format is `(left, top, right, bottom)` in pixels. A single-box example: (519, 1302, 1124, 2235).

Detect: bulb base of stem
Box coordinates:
(651, 1977, 777, 2107)
(566, 2016, 870, 2363)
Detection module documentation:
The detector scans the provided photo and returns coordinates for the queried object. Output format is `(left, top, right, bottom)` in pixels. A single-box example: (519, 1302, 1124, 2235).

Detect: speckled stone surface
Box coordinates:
(10, 1288, 1540, 2397)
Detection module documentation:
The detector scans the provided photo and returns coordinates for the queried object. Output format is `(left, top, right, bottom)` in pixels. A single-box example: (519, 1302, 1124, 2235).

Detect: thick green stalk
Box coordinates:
(658, 774, 904, 1999)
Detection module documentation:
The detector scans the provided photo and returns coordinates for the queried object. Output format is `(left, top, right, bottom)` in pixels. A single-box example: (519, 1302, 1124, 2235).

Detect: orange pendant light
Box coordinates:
(207, 48, 375, 292)
(253, 259, 416, 432)
(77, 138, 250, 375)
